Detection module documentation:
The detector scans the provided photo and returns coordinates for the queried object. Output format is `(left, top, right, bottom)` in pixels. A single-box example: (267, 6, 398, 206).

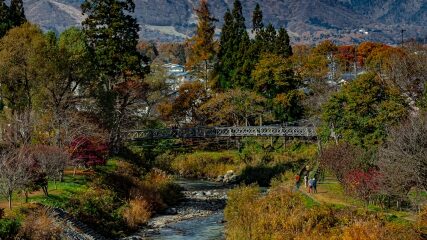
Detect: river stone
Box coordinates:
(216, 175, 224, 182)
(165, 208, 178, 215)
(196, 192, 205, 197)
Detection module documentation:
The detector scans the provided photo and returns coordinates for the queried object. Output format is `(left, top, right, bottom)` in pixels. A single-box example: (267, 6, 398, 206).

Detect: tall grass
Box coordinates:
(225, 184, 421, 240)
(171, 151, 242, 178)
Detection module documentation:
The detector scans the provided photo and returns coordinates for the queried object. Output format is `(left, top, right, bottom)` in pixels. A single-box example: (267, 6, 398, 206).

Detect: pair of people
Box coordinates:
(305, 176, 317, 193)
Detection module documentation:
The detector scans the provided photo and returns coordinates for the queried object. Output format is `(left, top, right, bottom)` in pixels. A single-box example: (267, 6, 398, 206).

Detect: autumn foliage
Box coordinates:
(225, 185, 421, 240)
(70, 136, 108, 167)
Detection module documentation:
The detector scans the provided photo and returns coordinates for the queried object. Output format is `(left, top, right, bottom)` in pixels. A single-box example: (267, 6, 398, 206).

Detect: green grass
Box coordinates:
(301, 193, 319, 208)
(28, 174, 89, 208)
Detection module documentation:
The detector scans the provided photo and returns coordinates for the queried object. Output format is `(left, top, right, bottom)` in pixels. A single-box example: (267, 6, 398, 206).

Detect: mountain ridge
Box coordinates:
(20, 0, 427, 44)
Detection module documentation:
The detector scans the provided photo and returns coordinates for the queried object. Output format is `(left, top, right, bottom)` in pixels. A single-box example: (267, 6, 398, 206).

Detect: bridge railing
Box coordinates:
(124, 126, 317, 141)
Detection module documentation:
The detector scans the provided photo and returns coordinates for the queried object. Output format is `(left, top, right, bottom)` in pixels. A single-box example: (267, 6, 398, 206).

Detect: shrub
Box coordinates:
(141, 169, 184, 207)
(67, 187, 123, 236)
(0, 218, 20, 239)
(171, 151, 241, 178)
(17, 208, 62, 240)
(122, 199, 152, 229)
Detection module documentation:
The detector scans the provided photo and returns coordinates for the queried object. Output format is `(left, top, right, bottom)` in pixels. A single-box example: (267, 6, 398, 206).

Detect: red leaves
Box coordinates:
(70, 136, 108, 167)
(344, 168, 381, 200)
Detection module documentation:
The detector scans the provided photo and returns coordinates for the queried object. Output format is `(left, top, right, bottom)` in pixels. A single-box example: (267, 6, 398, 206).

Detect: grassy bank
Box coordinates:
(0, 158, 183, 238)
(225, 182, 425, 239)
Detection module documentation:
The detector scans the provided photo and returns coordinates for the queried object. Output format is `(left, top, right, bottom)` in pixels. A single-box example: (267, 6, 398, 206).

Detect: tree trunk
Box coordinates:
(8, 193, 12, 209)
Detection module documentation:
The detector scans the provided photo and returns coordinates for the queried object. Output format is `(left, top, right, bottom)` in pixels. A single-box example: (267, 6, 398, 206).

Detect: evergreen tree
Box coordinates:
(215, 10, 233, 88)
(259, 23, 276, 53)
(81, 0, 146, 152)
(275, 27, 292, 57)
(82, 0, 144, 80)
(0, 0, 11, 38)
(252, 3, 263, 34)
(232, 0, 245, 30)
(186, 0, 217, 88)
(215, 0, 250, 89)
(9, 0, 26, 27)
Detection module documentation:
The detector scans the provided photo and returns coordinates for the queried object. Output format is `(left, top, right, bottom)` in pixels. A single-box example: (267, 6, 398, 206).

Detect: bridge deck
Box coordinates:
(125, 126, 317, 141)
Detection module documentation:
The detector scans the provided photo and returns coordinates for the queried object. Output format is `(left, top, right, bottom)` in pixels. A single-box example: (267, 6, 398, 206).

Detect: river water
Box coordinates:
(146, 212, 224, 240)
(145, 178, 227, 240)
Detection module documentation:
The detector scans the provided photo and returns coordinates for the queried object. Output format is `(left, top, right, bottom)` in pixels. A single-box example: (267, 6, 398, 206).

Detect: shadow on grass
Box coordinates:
(240, 160, 305, 187)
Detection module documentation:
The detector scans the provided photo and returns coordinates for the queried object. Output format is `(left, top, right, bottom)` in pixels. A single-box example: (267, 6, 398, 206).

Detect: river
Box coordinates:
(127, 178, 229, 240)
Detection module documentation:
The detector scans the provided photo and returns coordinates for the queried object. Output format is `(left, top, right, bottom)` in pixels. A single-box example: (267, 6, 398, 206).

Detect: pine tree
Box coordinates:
(186, 0, 217, 88)
(215, 0, 250, 89)
(232, 0, 245, 31)
(215, 10, 233, 89)
(81, 0, 144, 81)
(0, 0, 11, 38)
(260, 23, 276, 53)
(9, 0, 26, 27)
(81, 0, 146, 152)
(275, 27, 293, 57)
(252, 3, 263, 34)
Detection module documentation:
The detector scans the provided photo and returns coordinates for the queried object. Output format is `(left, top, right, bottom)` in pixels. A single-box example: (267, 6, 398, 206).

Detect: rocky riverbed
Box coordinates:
(123, 179, 232, 240)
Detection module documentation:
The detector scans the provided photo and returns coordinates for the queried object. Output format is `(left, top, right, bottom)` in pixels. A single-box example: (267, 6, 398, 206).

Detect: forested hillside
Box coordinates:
(20, 0, 427, 43)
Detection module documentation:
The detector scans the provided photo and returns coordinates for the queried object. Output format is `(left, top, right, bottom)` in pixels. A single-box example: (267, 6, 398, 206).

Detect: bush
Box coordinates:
(67, 187, 124, 236)
(17, 208, 62, 240)
(140, 169, 184, 207)
(171, 151, 241, 178)
(122, 199, 152, 229)
(0, 219, 20, 239)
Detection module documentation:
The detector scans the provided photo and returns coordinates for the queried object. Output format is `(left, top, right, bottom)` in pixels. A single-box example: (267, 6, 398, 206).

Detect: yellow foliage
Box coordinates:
(122, 199, 152, 228)
(225, 184, 421, 240)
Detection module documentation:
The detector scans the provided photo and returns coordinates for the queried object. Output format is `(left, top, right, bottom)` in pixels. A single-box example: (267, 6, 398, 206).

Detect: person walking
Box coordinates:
(295, 175, 301, 189)
(308, 178, 313, 193)
(312, 178, 317, 193)
(304, 175, 308, 188)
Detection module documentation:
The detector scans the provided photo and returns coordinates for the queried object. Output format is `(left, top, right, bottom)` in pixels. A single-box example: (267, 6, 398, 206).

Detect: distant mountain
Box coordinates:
(21, 0, 427, 44)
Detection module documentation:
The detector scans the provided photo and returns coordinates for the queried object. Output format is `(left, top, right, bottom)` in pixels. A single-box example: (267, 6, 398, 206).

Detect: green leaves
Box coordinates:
(322, 73, 408, 147)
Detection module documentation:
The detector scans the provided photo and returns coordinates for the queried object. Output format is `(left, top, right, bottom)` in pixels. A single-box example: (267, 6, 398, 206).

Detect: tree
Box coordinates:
(275, 27, 292, 58)
(0, 147, 34, 209)
(252, 3, 263, 34)
(71, 136, 108, 168)
(9, 0, 26, 27)
(322, 73, 408, 147)
(252, 53, 303, 121)
(157, 81, 207, 126)
(81, 0, 147, 152)
(0, 23, 44, 114)
(258, 23, 276, 54)
(31, 145, 68, 195)
(198, 89, 268, 126)
(215, 0, 250, 89)
(379, 115, 427, 203)
(0, 24, 46, 145)
(0, 0, 11, 38)
(35, 28, 94, 147)
(186, 0, 217, 87)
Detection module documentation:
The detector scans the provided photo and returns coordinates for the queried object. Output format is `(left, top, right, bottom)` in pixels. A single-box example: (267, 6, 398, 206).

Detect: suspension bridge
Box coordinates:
(124, 126, 317, 141)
